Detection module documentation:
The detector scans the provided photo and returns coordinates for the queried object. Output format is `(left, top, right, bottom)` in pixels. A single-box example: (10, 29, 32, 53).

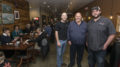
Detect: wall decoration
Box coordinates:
(2, 4, 12, 13)
(2, 13, 14, 24)
(14, 11, 20, 19)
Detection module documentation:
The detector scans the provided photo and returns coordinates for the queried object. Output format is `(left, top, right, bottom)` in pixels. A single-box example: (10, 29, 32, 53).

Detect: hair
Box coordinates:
(74, 12, 82, 17)
(36, 27, 42, 32)
(0, 52, 4, 57)
(14, 25, 19, 29)
(61, 12, 67, 17)
(0, 52, 5, 61)
(2, 28, 10, 32)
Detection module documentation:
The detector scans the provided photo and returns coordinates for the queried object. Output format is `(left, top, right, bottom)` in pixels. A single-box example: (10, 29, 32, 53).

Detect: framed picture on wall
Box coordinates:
(14, 11, 20, 19)
(2, 4, 12, 13)
(2, 13, 14, 24)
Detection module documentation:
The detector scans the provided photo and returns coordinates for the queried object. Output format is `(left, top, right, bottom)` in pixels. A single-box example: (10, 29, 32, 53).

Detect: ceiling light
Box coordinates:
(29, 6, 32, 8)
(48, 5, 50, 8)
(88, 16, 91, 20)
(43, 1, 47, 5)
(110, 15, 113, 19)
(70, 2, 73, 5)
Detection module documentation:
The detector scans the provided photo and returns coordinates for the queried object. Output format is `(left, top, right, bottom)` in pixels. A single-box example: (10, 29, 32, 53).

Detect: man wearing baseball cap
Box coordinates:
(87, 6, 116, 67)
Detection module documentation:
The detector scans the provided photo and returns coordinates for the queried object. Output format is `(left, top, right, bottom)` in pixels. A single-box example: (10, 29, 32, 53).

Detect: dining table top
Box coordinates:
(0, 42, 34, 50)
(0, 34, 35, 50)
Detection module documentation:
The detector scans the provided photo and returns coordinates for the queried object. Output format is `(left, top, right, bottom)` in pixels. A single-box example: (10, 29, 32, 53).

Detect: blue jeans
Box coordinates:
(88, 49, 106, 67)
(57, 40, 67, 67)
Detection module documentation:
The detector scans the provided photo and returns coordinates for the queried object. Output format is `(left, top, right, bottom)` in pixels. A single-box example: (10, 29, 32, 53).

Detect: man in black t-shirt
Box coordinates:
(55, 12, 68, 67)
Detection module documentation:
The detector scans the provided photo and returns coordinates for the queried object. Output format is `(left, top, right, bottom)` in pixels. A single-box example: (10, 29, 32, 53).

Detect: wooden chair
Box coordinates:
(17, 58, 23, 67)
(16, 45, 35, 67)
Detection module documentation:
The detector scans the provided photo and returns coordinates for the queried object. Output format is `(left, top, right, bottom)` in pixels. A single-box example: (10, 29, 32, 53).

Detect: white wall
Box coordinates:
(29, 7, 50, 21)
(29, 8, 40, 20)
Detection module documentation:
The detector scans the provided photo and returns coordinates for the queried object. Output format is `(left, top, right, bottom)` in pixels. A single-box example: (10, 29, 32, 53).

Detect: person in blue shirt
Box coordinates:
(44, 24, 52, 37)
(12, 25, 23, 39)
(67, 12, 87, 67)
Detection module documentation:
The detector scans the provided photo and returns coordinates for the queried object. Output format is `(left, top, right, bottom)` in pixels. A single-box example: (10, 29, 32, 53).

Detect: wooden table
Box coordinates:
(0, 42, 34, 50)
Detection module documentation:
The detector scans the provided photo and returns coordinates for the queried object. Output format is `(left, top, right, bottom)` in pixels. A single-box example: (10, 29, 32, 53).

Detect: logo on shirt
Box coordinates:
(99, 22, 105, 25)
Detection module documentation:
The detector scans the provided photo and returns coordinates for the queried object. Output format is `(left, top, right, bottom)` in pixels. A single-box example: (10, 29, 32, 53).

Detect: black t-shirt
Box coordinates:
(55, 22, 69, 40)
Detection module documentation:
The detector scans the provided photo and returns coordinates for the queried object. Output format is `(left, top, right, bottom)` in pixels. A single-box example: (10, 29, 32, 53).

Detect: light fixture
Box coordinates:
(88, 16, 91, 20)
(29, 5, 32, 8)
(43, 1, 47, 5)
(109, 15, 113, 19)
(70, 2, 73, 5)
(47, 5, 50, 8)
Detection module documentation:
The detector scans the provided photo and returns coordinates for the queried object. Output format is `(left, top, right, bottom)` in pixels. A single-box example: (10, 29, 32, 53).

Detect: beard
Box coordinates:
(92, 14, 101, 19)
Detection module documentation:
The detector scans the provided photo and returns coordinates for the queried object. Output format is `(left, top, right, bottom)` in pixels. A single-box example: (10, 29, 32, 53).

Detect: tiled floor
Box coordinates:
(29, 43, 89, 67)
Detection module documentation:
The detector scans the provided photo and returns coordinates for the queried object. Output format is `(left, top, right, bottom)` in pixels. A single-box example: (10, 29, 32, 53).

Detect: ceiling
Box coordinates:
(27, 0, 94, 14)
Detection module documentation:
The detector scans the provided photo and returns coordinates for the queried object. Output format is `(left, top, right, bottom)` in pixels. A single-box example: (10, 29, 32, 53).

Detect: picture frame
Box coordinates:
(14, 11, 20, 19)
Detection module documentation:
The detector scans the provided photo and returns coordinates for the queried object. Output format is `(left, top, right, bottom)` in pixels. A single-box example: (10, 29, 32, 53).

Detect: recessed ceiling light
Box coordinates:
(48, 5, 50, 8)
(70, 2, 72, 5)
(43, 1, 47, 4)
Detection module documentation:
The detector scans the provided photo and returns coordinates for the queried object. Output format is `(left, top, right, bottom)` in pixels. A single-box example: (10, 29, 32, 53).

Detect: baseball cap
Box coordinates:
(91, 6, 101, 11)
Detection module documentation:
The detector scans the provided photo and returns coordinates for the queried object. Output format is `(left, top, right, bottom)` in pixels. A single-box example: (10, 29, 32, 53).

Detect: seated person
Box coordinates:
(0, 28, 14, 58)
(12, 25, 23, 39)
(24, 28, 49, 58)
(30, 23, 37, 32)
(0, 52, 11, 67)
(23, 24, 31, 34)
(0, 28, 12, 45)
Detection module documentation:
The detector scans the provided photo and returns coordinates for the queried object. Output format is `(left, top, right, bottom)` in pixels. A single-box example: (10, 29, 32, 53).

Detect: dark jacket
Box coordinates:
(29, 32, 47, 47)
(0, 33, 12, 45)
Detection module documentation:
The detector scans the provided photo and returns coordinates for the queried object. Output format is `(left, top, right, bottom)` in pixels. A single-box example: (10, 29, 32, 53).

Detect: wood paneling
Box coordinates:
(0, 0, 30, 34)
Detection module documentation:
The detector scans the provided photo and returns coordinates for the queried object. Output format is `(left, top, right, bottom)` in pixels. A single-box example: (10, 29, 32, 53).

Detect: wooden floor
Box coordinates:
(29, 43, 89, 67)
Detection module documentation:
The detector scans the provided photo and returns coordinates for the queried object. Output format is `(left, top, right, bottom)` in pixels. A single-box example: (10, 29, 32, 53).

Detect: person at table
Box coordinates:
(0, 52, 11, 67)
(0, 28, 12, 45)
(0, 28, 14, 58)
(12, 25, 23, 39)
(23, 24, 32, 34)
(30, 23, 37, 32)
(24, 27, 49, 59)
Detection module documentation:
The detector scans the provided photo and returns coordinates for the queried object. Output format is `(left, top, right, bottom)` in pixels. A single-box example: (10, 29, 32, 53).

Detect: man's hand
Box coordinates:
(102, 45, 108, 50)
(3, 62, 11, 67)
(7, 33, 10, 36)
(57, 41, 61, 47)
(68, 41, 72, 46)
(23, 40, 29, 45)
(86, 42, 88, 47)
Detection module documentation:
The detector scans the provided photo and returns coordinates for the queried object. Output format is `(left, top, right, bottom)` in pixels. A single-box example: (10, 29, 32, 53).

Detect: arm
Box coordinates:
(29, 32, 47, 42)
(103, 34, 115, 50)
(55, 23, 61, 47)
(67, 23, 72, 45)
(55, 31, 61, 47)
(103, 19, 116, 50)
